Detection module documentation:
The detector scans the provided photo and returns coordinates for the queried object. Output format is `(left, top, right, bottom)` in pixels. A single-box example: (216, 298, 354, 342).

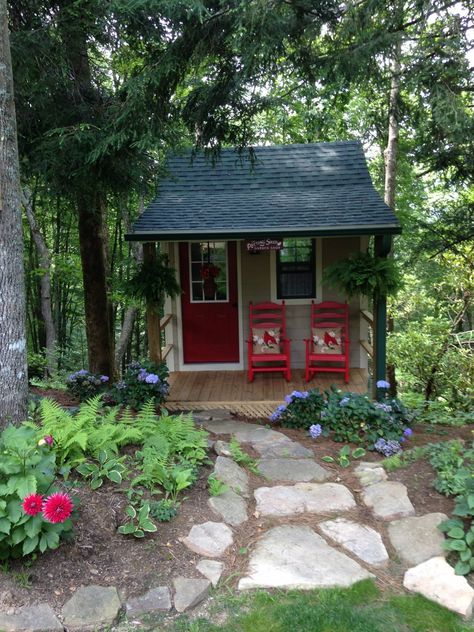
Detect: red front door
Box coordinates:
(179, 241, 239, 363)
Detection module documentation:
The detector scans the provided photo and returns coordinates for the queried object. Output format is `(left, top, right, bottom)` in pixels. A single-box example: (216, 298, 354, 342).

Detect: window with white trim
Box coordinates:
(276, 238, 316, 299)
(189, 242, 228, 302)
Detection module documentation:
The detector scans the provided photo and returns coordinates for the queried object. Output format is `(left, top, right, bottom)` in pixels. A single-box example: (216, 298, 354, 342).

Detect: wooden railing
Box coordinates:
(159, 314, 174, 361)
(359, 310, 374, 358)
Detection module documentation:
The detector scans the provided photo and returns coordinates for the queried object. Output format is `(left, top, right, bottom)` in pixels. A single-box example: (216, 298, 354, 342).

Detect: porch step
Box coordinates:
(165, 400, 278, 419)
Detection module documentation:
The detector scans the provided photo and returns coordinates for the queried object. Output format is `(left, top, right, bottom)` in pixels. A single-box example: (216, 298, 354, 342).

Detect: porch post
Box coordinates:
(143, 242, 162, 363)
(373, 235, 392, 400)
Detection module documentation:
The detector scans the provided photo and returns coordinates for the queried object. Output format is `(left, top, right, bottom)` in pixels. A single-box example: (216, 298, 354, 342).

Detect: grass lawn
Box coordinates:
(165, 580, 473, 632)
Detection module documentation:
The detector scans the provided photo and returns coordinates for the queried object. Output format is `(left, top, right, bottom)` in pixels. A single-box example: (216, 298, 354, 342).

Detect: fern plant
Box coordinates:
(323, 251, 402, 299)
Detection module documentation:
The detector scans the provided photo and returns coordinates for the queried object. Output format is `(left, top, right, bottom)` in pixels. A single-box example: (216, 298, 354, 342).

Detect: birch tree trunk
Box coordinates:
(384, 45, 401, 398)
(22, 189, 57, 376)
(0, 0, 28, 424)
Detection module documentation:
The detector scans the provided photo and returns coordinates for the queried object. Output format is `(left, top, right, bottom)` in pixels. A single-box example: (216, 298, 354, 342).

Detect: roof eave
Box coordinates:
(124, 225, 402, 241)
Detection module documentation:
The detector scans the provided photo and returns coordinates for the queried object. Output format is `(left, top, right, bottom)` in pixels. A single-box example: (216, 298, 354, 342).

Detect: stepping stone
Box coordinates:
(62, 585, 121, 631)
(0, 603, 62, 632)
(126, 586, 172, 616)
(214, 440, 232, 456)
(404, 556, 474, 618)
(318, 518, 389, 567)
(361, 481, 415, 521)
(254, 438, 314, 458)
(387, 513, 448, 566)
(238, 525, 373, 590)
(173, 577, 211, 613)
(354, 462, 387, 487)
(255, 483, 356, 517)
(181, 521, 233, 557)
(213, 456, 249, 497)
(202, 419, 266, 437)
(258, 458, 331, 482)
(208, 490, 248, 526)
(197, 559, 224, 587)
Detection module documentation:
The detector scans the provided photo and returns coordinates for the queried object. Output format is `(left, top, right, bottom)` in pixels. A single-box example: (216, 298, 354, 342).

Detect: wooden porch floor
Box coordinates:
(167, 368, 369, 417)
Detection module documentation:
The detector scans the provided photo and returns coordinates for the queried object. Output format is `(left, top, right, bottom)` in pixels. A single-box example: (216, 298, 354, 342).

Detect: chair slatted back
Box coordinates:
(249, 301, 287, 337)
(311, 301, 349, 336)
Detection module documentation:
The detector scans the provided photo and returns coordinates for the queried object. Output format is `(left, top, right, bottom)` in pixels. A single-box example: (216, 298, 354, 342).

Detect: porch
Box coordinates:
(166, 368, 369, 418)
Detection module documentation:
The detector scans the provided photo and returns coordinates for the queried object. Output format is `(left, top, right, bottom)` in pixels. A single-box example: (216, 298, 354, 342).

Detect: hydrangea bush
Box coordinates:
(270, 390, 325, 430)
(66, 369, 109, 401)
(270, 381, 414, 449)
(110, 361, 169, 409)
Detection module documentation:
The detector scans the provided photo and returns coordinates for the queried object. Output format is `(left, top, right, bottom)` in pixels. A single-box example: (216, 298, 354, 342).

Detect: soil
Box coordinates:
(0, 398, 472, 614)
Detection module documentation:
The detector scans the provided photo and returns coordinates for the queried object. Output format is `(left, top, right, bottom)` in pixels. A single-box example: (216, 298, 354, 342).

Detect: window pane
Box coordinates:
(280, 271, 313, 298)
(277, 238, 315, 299)
(192, 282, 203, 301)
(189, 242, 228, 302)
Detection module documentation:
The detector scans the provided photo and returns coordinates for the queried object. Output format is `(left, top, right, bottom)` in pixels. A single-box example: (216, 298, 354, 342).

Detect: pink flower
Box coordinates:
(44, 435, 54, 446)
(42, 493, 73, 524)
(22, 494, 44, 516)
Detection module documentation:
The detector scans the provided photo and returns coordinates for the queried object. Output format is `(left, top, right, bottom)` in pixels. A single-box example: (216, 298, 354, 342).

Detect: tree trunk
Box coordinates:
(143, 243, 162, 363)
(384, 45, 401, 398)
(22, 189, 57, 376)
(0, 0, 28, 424)
(78, 194, 115, 377)
(114, 202, 143, 372)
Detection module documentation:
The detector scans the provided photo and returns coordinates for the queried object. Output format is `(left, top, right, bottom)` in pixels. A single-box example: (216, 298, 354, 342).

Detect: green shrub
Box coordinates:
(109, 361, 169, 408)
(323, 389, 412, 446)
(76, 449, 128, 489)
(428, 440, 472, 497)
(66, 369, 109, 401)
(271, 389, 325, 430)
(0, 425, 74, 560)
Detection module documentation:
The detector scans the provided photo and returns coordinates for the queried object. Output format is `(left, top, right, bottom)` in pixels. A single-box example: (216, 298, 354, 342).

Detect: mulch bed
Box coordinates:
(1, 392, 472, 613)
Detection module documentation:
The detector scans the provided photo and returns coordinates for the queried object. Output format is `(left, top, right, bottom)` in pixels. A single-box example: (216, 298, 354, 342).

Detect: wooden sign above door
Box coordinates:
(246, 239, 283, 252)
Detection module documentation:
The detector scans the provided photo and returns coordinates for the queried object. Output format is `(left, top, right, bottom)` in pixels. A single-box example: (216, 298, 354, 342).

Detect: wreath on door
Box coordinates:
(200, 263, 220, 299)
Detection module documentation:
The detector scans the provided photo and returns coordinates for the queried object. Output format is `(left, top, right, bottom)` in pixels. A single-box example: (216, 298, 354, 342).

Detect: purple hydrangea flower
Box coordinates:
(137, 369, 148, 382)
(339, 396, 350, 407)
(374, 438, 402, 457)
(376, 380, 390, 389)
(270, 404, 287, 422)
(309, 424, 322, 439)
(145, 373, 159, 384)
(100, 375, 109, 383)
(403, 428, 413, 437)
(116, 381, 127, 390)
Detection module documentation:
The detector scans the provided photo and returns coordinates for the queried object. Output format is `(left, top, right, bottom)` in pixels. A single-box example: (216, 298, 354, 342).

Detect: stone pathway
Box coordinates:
(2, 412, 472, 630)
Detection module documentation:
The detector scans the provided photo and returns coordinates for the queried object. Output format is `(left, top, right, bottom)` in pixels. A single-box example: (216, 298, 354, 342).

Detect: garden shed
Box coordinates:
(125, 141, 401, 409)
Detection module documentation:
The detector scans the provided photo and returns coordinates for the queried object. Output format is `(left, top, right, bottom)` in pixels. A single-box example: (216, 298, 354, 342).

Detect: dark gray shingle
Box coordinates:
(126, 141, 400, 240)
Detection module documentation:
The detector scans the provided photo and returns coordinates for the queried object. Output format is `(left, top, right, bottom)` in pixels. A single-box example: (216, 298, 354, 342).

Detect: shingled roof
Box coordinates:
(126, 141, 401, 241)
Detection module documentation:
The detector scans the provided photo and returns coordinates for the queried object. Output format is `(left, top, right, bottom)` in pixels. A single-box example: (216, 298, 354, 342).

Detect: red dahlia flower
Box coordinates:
(42, 492, 73, 524)
(22, 494, 44, 516)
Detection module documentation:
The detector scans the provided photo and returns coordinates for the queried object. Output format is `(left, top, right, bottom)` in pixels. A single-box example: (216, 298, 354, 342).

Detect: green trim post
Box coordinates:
(373, 235, 393, 400)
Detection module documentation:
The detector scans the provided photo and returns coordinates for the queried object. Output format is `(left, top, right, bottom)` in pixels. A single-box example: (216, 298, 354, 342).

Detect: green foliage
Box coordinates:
(208, 474, 229, 497)
(109, 361, 170, 409)
(322, 446, 366, 468)
(76, 450, 128, 489)
(428, 440, 473, 497)
(149, 498, 178, 522)
(0, 425, 73, 560)
(229, 438, 259, 475)
(124, 254, 181, 307)
(273, 390, 325, 430)
(323, 252, 402, 299)
(439, 476, 474, 576)
(65, 369, 109, 401)
(323, 389, 412, 446)
(118, 502, 157, 539)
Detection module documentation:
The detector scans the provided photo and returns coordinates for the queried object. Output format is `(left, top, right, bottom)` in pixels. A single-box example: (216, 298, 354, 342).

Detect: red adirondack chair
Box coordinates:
(247, 301, 291, 382)
(304, 301, 350, 383)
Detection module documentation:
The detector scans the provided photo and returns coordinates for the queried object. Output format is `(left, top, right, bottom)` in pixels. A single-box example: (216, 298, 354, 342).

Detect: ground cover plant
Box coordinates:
(167, 579, 472, 632)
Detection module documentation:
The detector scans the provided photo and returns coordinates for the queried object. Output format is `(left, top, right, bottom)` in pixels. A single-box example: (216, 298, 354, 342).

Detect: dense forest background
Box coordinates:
(6, 0, 474, 422)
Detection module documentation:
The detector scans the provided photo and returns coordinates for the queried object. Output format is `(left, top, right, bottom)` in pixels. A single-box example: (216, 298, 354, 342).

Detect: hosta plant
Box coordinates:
(76, 450, 128, 489)
(438, 476, 474, 576)
(0, 425, 74, 559)
(118, 502, 157, 538)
